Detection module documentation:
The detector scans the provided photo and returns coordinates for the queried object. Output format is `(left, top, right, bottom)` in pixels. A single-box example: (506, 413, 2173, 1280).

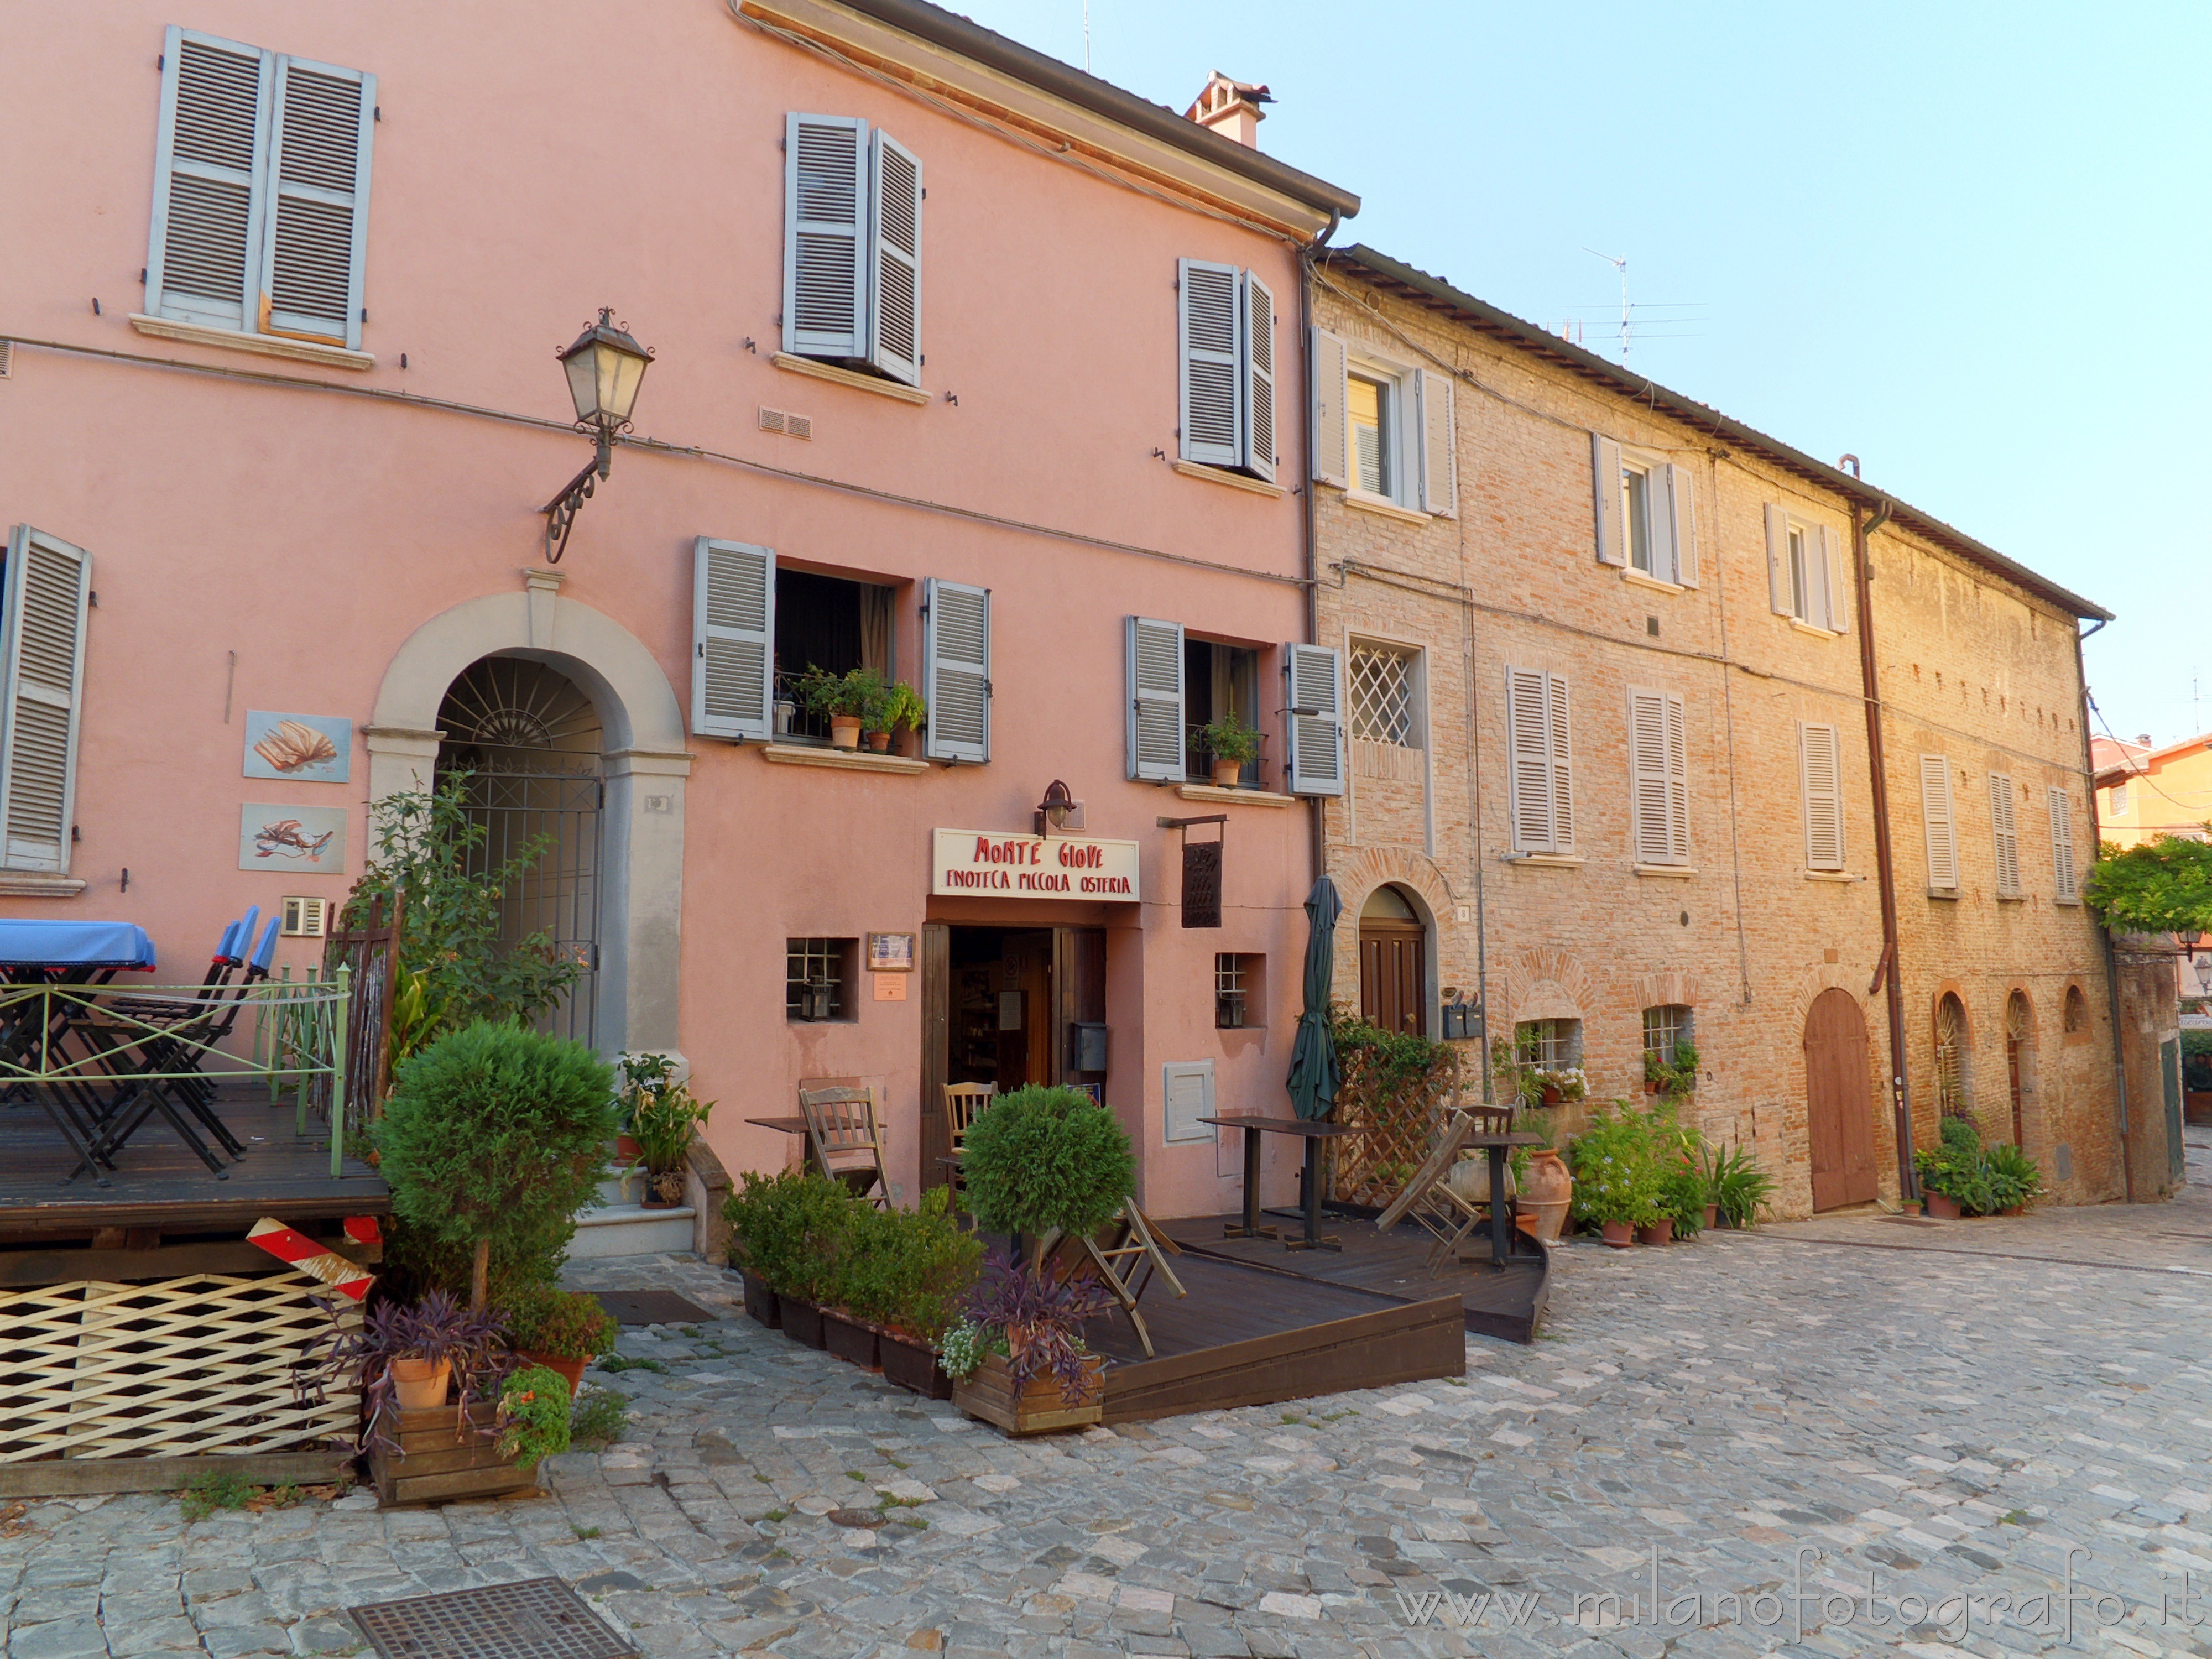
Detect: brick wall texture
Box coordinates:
(1310, 267, 2125, 1219)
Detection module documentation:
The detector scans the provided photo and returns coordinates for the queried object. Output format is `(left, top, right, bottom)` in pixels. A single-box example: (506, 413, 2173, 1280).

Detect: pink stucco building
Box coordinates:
(0, 1, 1359, 1218)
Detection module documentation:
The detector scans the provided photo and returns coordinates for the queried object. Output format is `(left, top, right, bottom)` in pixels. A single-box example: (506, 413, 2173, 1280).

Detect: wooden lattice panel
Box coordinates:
(0, 1270, 360, 1461)
(1328, 1049, 1462, 1208)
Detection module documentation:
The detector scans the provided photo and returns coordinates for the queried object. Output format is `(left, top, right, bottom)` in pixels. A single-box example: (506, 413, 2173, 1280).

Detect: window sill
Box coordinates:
(1788, 617, 1844, 639)
(2054, 896, 2082, 907)
(1621, 568, 1686, 596)
(1340, 489, 1430, 526)
(129, 313, 374, 371)
(1804, 869, 1863, 883)
(1632, 863, 1697, 879)
(770, 352, 930, 405)
(1997, 892, 2027, 904)
(1176, 782, 1295, 807)
(1171, 459, 1286, 500)
(1502, 852, 1583, 868)
(760, 743, 928, 775)
(0, 872, 87, 898)
(1927, 887, 1961, 901)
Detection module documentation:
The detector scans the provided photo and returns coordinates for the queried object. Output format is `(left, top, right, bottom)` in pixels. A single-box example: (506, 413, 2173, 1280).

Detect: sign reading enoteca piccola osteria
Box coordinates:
(931, 830, 1140, 900)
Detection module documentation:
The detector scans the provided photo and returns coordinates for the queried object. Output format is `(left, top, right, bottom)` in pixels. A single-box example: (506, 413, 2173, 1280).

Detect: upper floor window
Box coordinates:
(144, 28, 376, 351)
(2108, 781, 2130, 817)
(1504, 666, 1572, 855)
(1764, 506, 1845, 633)
(1349, 643, 1419, 748)
(1919, 753, 1960, 893)
(1310, 334, 1455, 515)
(0, 527, 92, 876)
(1626, 685, 1691, 867)
(783, 114, 923, 387)
(1184, 637, 1265, 785)
(1798, 722, 1845, 871)
(1177, 260, 1275, 483)
(1592, 437, 1695, 586)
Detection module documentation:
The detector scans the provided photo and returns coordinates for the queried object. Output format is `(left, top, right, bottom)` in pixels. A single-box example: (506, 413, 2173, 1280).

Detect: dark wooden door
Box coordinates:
(1053, 926, 1107, 1088)
(920, 923, 951, 1190)
(1804, 987, 1877, 1209)
(1359, 922, 1426, 1036)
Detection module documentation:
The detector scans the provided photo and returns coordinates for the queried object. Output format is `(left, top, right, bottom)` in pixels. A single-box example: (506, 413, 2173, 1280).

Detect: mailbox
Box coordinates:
(1069, 1021, 1109, 1073)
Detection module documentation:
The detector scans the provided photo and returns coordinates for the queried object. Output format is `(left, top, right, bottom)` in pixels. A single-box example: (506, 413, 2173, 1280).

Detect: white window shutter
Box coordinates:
(1310, 327, 1348, 487)
(1820, 525, 1847, 633)
(1285, 644, 1344, 797)
(1126, 616, 1186, 781)
(1547, 673, 1574, 851)
(1921, 754, 1959, 889)
(690, 538, 774, 742)
(784, 113, 868, 361)
(866, 130, 922, 385)
(1766, 504, 1793, 616)
(1666, 463, 1697, 586)
(1628, 687, 1687, 865)
(0, 527, 91, 874)
(2049, 787, 2079, 901)
(145, 27, 272, 332)
(1178, 259, 1242, 468)
(924, 578, 990, 763)
(1416, 368, 1457, 517)
(1645, 466, 1677, 583)
(1989, 773, 2021, 896)
(1505, 667, 1552, 852)
(261, 55, 374, 348)
(1799, 722, 1844, 870)
(1592, 435, 1624, 565)
(1162, 1060, 1215, 1143)
(1663, 692, 1690, 862)
(1241, 272, 1276, 482)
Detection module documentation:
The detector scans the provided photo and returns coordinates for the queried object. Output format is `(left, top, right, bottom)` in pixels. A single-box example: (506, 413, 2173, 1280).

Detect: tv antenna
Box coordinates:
(1584, 247, 1630, 362)
(1083, 0, 1091, 72)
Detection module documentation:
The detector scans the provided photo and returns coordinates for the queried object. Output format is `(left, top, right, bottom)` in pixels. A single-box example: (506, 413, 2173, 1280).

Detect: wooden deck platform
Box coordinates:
(0, 1089, 388, 1266)
(1080, 1250, 1467, 1423)
(1158, 1210, 1551, 1345)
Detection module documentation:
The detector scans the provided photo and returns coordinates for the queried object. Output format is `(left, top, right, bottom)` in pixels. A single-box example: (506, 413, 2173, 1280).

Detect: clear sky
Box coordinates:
(955, 0, 2211, 749)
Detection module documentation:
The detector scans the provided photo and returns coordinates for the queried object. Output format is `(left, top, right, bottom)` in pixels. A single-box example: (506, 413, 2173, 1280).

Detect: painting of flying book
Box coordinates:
(242, 711, 352, 782)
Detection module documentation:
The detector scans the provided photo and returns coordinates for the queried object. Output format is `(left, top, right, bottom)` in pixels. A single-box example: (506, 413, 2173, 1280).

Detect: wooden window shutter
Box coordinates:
(1989, 772, 2022, 896)
(923, 578, 990, 763)
(2049, 786, 2079, 901)
(1663, 692, 1690, 862)
(0, 526, 92, 874)
(1819, 525, 1847, 633)
(865, 130, 922, 386)
(1285, 644, 1344, 797)
(1177, 259, 1242, 468)
(784, 114, 869, 361)
(1665, 463, 1697, 586)
(1416, 368, 1456, 517)
(1241, 272, 1276, 482)
(1799, 722, 1844, 870)
(1591, 435, 1624, 565)
(260, 55, 375, 348)
(1506, 667, 1570, 853)
(1126, 616, 1186, 781)
(1920, 754, 1959, 889)
(690, 538, 774, 742)
(145, 27, 272, 333)
(1628, 687, 1688, 864)
(1547, 672, 1574, 852)
(1309, 327, 1348, 487)
(1765, 504, 1793, 616)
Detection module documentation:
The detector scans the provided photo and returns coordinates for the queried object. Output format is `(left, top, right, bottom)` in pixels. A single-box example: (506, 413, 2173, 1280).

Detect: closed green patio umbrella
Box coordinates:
(1286, 875, 1342, 1121)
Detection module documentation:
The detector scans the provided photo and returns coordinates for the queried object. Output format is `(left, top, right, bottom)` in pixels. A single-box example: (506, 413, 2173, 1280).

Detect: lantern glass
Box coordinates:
(557, 314, 652, 430)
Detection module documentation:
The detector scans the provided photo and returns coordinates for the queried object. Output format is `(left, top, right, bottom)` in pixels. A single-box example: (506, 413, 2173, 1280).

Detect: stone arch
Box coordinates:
(1329, 846, 1459, 1031)
(366, 570, 692, 1058)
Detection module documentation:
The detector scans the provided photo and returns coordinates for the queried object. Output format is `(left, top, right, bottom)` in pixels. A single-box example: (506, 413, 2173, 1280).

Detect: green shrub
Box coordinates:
(1700, 1142, 1775, 1228)
(501, 1286, 618, 1360)
(498, 1366, 573, 1469)
(1983, 1141, 2045, 1211)
(570, 1385, 630, 1448)
(1656, 1157, 1708, 1238)
(723, 1169, 854, 1302)
(834, 1188, 983, 1342)
(1566, 1105, 1662, 1227)
(375, 1020, 617, 1307)
(961, 1086, 1134, 1243)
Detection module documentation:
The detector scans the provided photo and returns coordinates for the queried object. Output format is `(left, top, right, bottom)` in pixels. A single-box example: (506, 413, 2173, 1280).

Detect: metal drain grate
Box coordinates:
(349, 1578, 635, 1659)
(592, 1290, 718, 1326)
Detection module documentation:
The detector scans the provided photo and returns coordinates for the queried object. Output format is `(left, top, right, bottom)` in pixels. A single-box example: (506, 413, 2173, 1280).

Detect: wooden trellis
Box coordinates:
(1328, 1037, 1463, 1208)
(0, 1270, 361, 1462)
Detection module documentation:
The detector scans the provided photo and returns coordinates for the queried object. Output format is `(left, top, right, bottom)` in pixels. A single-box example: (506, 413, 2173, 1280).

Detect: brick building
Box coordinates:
(1305, 244, 2136, 1216)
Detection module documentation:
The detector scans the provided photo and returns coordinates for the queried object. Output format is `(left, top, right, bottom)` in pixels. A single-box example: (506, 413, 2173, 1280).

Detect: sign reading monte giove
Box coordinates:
(931, 829, 1140, 900)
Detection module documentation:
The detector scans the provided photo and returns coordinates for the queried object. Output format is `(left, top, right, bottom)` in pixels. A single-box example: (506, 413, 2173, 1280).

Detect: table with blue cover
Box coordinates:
(0, 919, 160, 1180)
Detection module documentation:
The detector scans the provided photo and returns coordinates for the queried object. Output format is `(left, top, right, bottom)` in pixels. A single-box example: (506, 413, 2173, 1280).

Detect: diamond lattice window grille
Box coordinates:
(1349, 644, 1417, 747)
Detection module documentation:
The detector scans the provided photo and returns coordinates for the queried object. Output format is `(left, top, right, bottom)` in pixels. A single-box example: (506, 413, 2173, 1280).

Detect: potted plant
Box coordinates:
(836, 1188, 982, 1397)
(1700, 1141, 1775, 1228)
(1646, 1106, 1705, 1244)
(723, 1168, 852, 1346)
(961, 1085, 1136, 1269)
(1566, 1104, 1660, 1248)
(497, 1364, 575, 1478)
(339, 1289, 509, 1416)
(500, 1286, 618, 1393)
(941, 1253, 1112, 1433)
(1193, 711, 1261, 788)
(1984, 1140, 2044, 1214)
(1915, 1115, 1994, 1219)
(880, 681, 927, 755)
(1643, 1040, 1698, 1102)
(796, 665, 888, 750)
(619, 1052, 714, 1208)
(1508, 1111, 1575, 1243)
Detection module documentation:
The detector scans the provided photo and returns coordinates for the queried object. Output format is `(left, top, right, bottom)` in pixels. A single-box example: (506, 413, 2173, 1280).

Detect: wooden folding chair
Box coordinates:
(1053, 1199, 1187, 1358)
(799, 1084, 890, 1208)
(941, 1082, 996, 1214)
(1373, 1110, 1490, 1276)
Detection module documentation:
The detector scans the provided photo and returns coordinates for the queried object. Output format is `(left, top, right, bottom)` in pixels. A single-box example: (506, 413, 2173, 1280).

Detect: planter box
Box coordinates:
(952, 1352, 1105, 1436)
(368, 1400, 536, 1507)
(779, 1296, 826, 1349)
(880, 1332, 953, 1400)
(822, 1310, 880, 1370)
(743, 1275, 780, 1329)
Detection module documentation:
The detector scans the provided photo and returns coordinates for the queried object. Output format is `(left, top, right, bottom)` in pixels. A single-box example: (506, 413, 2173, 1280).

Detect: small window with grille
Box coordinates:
(786, 937, 857, 1021)
(1349, 643, 1419, 747)
(1215, 952, 1265, 1029)
(1515, 1018, 1580, 1073)
(1642, 1005, 1693, 1062)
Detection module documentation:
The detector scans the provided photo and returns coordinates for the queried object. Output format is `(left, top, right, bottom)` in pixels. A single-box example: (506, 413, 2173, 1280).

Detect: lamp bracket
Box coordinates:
(541, 429, 613, 564)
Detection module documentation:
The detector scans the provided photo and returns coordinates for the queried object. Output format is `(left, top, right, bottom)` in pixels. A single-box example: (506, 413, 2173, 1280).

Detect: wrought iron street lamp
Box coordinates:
(541, 309, 654, 563)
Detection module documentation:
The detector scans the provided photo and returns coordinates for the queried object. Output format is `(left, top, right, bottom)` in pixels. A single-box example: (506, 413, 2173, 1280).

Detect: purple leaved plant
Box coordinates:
(962, 1251, 1112, 1404)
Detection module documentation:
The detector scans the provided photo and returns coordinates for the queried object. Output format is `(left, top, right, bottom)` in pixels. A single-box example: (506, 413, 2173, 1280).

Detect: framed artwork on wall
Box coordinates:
(243, 712, 352, 782)
(239, 804, 347, 872)
(867, 932, 916, 972)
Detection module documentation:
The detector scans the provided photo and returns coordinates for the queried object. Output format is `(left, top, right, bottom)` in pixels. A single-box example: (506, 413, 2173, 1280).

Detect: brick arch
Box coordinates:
(1631, 969, 1701, 1011)
(1500, 946, 1601, 1028)
(1328, 847, 1462, 1001)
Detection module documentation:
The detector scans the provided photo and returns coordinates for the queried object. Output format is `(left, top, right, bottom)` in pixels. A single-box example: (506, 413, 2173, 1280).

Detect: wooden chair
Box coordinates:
(941, 1082, 996, 1213)
(1373, 1110, 1493, 1276)
(798, 1084, 890, 1208)
(1052, 1199, 1187, 1358)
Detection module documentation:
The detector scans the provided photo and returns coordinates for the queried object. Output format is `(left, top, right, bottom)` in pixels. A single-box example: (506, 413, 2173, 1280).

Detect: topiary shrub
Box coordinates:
(375, 1020, 617, 1309)
(833, 1187, 983, 1342)
(723, 1169, 854, 1303)
(961, 1086, 1134, 1251)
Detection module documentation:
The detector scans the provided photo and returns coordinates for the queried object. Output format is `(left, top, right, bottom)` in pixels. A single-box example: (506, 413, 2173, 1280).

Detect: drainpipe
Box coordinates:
(1298, 213, 1338, 889)
(2074, 617, 2133, 1201)
(1850, 498, 1915, 1199)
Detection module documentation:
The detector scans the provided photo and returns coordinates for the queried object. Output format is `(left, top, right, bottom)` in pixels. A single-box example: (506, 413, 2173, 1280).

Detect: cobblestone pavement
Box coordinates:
(7, 1129, 2211, 1659)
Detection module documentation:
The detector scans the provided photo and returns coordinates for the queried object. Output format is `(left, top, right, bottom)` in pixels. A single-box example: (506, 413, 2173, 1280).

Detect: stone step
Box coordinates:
(566, 1202, 696, 1261)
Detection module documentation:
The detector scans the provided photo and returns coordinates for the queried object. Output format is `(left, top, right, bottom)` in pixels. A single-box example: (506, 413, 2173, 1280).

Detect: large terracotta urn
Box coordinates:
(1514, 1149, 1573, 1243)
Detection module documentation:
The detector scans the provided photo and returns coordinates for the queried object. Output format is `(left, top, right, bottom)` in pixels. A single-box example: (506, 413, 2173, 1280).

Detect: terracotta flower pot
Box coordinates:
(1516, 1150, 1573, 1243)
(1702, 1203, 1720, 1230)
(1600, 1220, 1634, 1249)
(519, 1350, 586, 1394)
(1923, 1192, 1961, 1220)
(865, 731, 892, 753)
(829, 714, 863, 749)
(1637, 1218, 1674, 1246)
(1211, 759, 1242, 787)
(389, 1356, 451, 1412)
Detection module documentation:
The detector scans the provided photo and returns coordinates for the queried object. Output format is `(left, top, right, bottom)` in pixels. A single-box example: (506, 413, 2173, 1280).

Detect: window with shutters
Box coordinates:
(1764, 506, 1845, 633)
(1591, 437, 1694, 586)
(143, 28, 375, 352)
(1626, 686, 1691, 868)
(1798, 722, 1845, 871)
(782, 114, 924, 387)
(1919, 754, 1960, 894)
(1349, 644, 1419, 748)
(1285, 645, 1345, 797)
(1989, 773, 2023, 898)
(1504, 667, 1573, 856)
(1344, 354, 1415, 508)
(1183, 638, 1265, 786)
(2107, 780, 2130, 818)
(922, 578, 990, 763)
(2049, 786, 2080, 903)
(1177, 260, 1275, 482)
(0, 527, 92, 875)
(773, 568, 900, 745)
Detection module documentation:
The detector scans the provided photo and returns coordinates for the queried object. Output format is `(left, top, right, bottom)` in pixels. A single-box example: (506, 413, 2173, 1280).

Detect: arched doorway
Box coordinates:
(2004, 990, 2033, 1146)
(1934, 992, 1971, 1120)
(1358, 884, 1426, 1036)
(1804, 987, 1877, 1209)
(435, 657, 604, 1042)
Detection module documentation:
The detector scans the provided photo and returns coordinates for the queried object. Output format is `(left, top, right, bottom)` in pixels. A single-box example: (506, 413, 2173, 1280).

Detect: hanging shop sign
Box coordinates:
(931, 829, 1140, 900)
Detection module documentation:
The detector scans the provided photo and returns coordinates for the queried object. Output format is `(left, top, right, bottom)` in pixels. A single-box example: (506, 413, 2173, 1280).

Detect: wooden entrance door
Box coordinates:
(1804, 987, 1877, 1209)
(1359, 924, 1426, 1036)
(920, 924, 951, 1190)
